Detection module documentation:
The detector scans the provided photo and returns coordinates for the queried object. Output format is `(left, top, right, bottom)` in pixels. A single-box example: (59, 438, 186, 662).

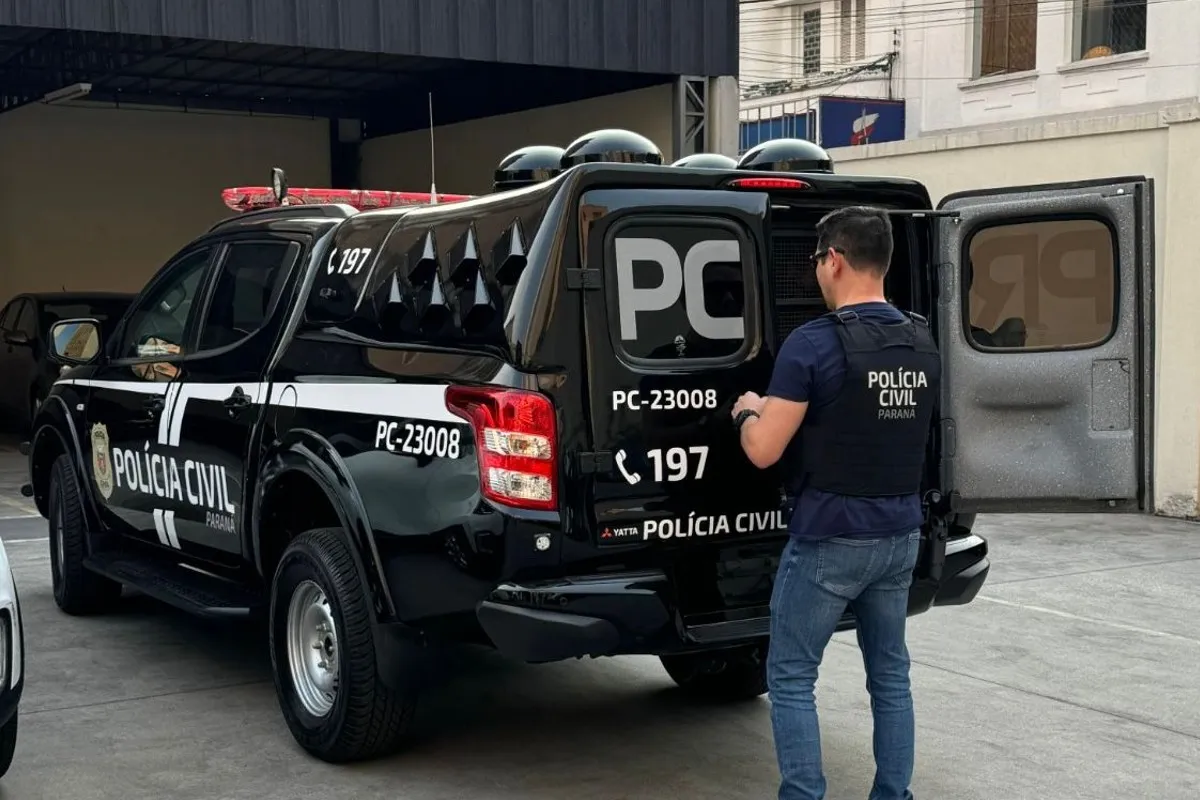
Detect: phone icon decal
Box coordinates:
(615, 449, 641, 485)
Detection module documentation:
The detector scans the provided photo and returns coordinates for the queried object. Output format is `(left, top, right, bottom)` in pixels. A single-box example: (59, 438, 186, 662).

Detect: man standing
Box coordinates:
(730, 206, 941, 800)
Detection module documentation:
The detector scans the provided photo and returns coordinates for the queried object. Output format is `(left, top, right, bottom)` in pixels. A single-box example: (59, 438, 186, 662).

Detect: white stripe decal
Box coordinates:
(157, 383, 176, 445)
(168, 388, 188, 447)
(152, 509, 170, 546)
(57, 378, 168, 395)
(276, 382, 459, 423)
(162, 510, 181, 549)
(58, 377, 460, 423)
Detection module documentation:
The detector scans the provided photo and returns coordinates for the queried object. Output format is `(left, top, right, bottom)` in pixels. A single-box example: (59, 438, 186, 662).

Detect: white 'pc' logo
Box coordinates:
(613, 237, 744, 342)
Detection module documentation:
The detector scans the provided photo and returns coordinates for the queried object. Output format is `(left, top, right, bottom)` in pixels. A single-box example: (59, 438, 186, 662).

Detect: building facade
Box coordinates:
(739, 0, 1196, 146)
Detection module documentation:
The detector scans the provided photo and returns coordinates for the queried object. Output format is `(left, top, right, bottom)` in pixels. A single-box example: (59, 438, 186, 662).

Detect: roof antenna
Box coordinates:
(428, 92, 437, 205)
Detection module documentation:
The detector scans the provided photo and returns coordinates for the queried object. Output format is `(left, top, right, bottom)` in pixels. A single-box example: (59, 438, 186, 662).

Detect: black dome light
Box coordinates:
(671, 152, 739, 169)
(493, 145, 565, 192)
(735, 138, 834, 173)
(560, 129, 664, 170)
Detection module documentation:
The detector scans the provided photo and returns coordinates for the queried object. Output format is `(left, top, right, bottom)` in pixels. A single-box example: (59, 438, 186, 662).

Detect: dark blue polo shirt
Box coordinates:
(767, 301, 924, 541)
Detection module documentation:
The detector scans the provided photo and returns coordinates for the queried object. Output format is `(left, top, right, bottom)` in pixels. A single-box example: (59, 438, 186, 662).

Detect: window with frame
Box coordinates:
(11, 299, 36, 339)
(196, 240, 296, 352)
(839, 0, 852, 63)
(118, 247, 212, 362)
(976, 0, 1039, 77)
(854, 0, 866, 58)
(1074, 0, 1146, 61)
(965, 218, 1116, 351)
(803, 8, 822, 75)
(607, 219, 755, 366)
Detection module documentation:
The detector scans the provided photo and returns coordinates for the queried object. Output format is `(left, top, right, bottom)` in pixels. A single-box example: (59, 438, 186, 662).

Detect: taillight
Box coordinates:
(445, 386, 558, 512)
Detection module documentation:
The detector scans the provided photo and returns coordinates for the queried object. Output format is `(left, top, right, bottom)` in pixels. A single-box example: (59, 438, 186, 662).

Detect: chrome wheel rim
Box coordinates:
(286, 580, 339, 717)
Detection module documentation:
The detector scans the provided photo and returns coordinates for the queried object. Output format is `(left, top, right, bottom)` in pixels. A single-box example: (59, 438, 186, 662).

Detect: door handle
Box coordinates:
(224, 386, 251, 416)
(137, 395, 164, 424)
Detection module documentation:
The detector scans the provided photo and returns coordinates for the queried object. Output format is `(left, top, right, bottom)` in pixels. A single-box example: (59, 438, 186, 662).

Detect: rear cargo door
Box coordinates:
(936, 177, 1154, 513)
(577, 188, 786, 548)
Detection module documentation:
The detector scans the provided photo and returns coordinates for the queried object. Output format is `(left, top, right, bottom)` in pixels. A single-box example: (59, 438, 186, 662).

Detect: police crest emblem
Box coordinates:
(90, 423, 114, 500)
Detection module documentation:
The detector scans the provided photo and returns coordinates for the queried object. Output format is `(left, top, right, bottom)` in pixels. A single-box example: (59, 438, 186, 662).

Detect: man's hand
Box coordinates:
(732, 391, 766, 419)
(736, 395, 809, 469)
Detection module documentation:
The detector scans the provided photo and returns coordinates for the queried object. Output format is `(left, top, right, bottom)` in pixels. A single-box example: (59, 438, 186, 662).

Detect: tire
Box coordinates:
(0, 714, 16, 777)
(269, 528, 415, 763)
(659, 642, 769, 701)
(47, 454, 122, 615)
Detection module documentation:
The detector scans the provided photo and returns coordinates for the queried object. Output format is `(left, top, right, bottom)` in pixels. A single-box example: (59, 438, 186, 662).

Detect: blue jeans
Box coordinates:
(767, 529, 921, 800)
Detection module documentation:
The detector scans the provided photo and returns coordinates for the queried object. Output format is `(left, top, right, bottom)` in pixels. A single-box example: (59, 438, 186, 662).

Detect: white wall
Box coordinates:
(739, 0, 1200, 140)
(0, 83, 677, 303)
(913, 0, 1200, 135)
(361, 84, 675, 196)
(828, 103, 1200, 519)
(740, 0, 895, 87)
(0, 102, 330, 304)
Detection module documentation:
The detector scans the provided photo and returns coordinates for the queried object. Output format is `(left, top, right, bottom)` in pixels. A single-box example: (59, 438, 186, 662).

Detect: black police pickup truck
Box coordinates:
(22, 130, 1154, 763)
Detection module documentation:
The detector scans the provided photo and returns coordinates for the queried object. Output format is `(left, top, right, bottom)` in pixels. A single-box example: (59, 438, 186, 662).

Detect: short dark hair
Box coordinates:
(815, 206, 893, 276)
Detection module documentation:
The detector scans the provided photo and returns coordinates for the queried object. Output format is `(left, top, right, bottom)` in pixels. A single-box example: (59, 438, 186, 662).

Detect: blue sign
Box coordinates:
(739, 110, 816, 153)
(816, 96, 906, 148)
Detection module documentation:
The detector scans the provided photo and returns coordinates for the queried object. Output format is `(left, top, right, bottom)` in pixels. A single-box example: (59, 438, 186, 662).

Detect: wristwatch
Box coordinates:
(733, 409, 760, 430)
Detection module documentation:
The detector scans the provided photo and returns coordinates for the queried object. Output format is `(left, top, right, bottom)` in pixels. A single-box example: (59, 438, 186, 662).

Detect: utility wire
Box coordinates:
(737, 0, 1178, 41)
(738, 55, 1200, 85)
(736, 0, 1174, 89)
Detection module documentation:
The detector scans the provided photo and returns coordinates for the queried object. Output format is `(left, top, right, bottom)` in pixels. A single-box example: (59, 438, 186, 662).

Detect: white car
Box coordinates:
(0, 539, 23, 777)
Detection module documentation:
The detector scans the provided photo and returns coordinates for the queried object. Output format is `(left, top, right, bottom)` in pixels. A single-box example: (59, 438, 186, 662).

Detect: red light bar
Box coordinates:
(727, 177, 811, 190)
(221, 186, 475, 213)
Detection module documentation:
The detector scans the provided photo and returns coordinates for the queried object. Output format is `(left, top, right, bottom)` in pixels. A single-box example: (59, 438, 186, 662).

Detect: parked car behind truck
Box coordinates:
(0, 292, 134, 431)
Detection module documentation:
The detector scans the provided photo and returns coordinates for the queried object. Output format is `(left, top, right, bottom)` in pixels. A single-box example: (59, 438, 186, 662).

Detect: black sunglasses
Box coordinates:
(810, 246, 843, 267)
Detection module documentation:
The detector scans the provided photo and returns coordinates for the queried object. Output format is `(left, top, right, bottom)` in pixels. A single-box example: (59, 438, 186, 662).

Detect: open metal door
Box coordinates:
(935, 177, 1154, 514)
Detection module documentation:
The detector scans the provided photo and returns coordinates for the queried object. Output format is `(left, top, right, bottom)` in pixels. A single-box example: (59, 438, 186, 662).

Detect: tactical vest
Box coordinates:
(788, 309, 941, 497)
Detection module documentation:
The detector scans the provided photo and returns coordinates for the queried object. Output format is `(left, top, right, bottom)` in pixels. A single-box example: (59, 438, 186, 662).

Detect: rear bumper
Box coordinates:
(931, 532, 990, 607)
(476, 571, 685, 664)
(476, 532, 991, 663)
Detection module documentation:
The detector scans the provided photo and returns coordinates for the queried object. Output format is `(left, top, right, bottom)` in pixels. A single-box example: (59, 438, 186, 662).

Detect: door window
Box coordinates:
(965, 217, 1116, 351)
(606, 217, 756, 367)
(117, 247, 212, 370)
(196, 240, 296, 352)
(0, 300, 13, 331)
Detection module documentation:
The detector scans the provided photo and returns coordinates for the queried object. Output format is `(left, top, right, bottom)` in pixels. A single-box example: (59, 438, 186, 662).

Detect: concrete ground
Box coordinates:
(0, 445, 1197, 799)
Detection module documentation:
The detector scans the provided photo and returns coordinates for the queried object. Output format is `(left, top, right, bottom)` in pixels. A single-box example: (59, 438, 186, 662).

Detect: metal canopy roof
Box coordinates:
(0, 26, 671, 133)
(0, 0, 738, 77)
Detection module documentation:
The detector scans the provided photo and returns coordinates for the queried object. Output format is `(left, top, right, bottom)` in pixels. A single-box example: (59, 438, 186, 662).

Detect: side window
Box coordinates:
(196, 240, 296, 352)
(13, 299, 37, 338)
(118, 247, 213, 362)
(606, 217, 755, 366)
(0, 301, 12, 332)
(965, 217, 1116, 351)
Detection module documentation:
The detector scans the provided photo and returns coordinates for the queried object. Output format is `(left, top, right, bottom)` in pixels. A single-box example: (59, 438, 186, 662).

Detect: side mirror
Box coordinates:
(3, 330, 29, 346)
(48, 318, 102, 365)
